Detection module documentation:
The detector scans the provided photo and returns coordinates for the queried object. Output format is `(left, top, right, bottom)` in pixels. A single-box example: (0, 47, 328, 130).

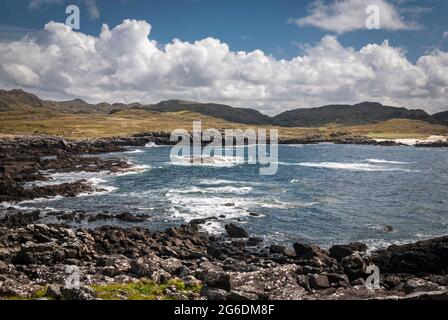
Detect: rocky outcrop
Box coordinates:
(371, 236, 448, 274)
(0, 215, 447, 300)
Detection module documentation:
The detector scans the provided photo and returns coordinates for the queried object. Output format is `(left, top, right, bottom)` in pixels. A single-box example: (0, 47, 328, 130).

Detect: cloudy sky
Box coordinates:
(0, 0, 447, 115)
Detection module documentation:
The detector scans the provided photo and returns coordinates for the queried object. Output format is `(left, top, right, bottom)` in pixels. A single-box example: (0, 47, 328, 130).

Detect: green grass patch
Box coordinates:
(91, 279, 202, 300)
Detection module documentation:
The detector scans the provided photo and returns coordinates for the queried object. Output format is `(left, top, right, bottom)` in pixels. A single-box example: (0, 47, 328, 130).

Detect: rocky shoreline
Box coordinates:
(0, 211, 447, 300)
(0, 134, 447, 300)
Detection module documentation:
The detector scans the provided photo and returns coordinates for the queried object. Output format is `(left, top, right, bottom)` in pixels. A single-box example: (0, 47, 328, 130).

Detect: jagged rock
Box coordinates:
(200, 287, 228, 300)
(372, 236, 448, 274)
(115, 212, 145, 223)
(309, 274, 330, 289)
(228, 265, 299, 297)
(0, 211, 41, 227)
(202, 270, 232, 291)
(13, 242, 65, 266)
(60, 286, 96, 300)
(293, 243, 324, 258)
(225, 224, 249, 238)
(46, 284, 62, 300)
(228, 290, 259, 300)
(341, 253, 367, 281)
(403, 278, 443, 294)
(96, 254, 131, 277)
(0, 260, 9, 273)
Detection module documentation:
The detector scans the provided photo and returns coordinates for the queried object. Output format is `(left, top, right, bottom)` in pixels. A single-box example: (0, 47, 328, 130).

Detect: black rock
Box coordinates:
(225, 224, 249, 238)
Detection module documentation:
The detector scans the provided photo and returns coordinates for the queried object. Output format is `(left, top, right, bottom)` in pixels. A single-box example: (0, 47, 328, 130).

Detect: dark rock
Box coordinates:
(115, 212, 144, 222)
(200, 287, 228, 300)
(228, 290, 258, 300)
(309, 274, 330, 289)
(372, 236, 448, 274)
(60, 286, 96, 300)
(329, 245, 354, 261)
(341, 253, 367, 281)
(403, 278, 443, 294)
(293, 243, 324, 258)
(247, 237, 263, 246)
(224, 224, 249, 238)
(46, 285, 62, 300)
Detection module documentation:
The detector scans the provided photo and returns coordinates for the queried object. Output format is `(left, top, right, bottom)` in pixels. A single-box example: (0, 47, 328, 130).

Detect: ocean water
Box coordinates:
(10, 143, 448, 249)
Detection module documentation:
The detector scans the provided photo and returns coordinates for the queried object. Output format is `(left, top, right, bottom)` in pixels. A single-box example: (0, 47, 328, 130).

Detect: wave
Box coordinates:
(114, 165, 151, 176)
(145, 142, 166, 148)
(259, 198, 319, 209)
(283, 162, 419, 172)
(167, 185, 253, 195)
(124, 149, 144, 154)
(365, 159, 411, 165)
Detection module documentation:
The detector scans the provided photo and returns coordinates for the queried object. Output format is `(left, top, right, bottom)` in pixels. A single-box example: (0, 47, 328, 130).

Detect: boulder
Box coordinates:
(403, 278, 443, 295)
(308, 274, 330, 289)
(293, 243, 324, 258)
(224, 224, 249, 238)
(60, 286, 96, 300)
(341, 253, 367, 281)
(372, 236, 448, 274)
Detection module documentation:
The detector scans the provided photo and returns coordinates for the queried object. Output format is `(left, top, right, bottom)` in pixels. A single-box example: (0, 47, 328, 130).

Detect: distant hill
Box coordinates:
(0, 89, 126, 114)
(142, 100, 271, 125)
(1, 89, 447, 127)
(272, 102, 444, 127)
(434, 111, 448, 122)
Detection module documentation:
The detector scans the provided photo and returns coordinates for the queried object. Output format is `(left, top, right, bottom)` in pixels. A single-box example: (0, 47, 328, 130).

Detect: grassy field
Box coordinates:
(1, 109, 447, 140)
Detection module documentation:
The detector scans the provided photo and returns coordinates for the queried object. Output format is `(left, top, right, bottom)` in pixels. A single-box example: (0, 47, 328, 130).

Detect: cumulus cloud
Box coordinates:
(0, 19, 447, 114)
(292, 0, 420, 34)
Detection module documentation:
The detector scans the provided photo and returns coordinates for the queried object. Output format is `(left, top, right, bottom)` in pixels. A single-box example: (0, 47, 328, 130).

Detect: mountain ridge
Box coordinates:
(1, 88, 447, 127)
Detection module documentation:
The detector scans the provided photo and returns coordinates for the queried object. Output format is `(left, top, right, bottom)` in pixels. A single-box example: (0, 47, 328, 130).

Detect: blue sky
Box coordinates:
(1, 0, 446, 62)
(0, 0, 447, 113)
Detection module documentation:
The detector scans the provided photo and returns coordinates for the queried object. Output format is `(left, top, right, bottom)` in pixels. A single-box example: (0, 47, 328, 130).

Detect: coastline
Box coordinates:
(1, 134, 448, 300)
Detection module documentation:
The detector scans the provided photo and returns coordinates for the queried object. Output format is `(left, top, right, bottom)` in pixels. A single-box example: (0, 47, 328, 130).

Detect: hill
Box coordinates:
(272, 102, 443, 127)
(1, 89, 447, 128)
(434, 111, 448, 122)
(142, 100, 271, 125)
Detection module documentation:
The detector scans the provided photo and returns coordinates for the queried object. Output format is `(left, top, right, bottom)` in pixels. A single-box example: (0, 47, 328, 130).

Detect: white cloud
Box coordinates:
(443, 31, 448, 40)
(0, 19, 447, 114)
(292, 0, 420, 34)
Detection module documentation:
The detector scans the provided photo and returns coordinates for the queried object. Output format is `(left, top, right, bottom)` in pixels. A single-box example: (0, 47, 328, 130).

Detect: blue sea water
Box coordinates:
(12, 144, 448, 249)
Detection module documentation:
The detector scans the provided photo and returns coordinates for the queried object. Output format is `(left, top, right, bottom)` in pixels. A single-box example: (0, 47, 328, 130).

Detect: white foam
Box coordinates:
(259, 198, 319, 209)
(167, 185, 253, 195)
(169, 155, 246, 167)
(114, 165, 151, 176)
(295, 162, 418, 172)
(124, 149, 144, 154)
(366, 159, 411, 165)
(145, 142, 165, 148)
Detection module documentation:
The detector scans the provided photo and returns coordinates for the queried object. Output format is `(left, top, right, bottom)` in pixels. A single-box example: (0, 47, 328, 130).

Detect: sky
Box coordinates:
(0, 0, 447, 115)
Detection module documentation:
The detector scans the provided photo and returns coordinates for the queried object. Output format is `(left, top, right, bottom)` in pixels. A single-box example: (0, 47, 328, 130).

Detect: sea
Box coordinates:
(4, 143, 448, 250)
